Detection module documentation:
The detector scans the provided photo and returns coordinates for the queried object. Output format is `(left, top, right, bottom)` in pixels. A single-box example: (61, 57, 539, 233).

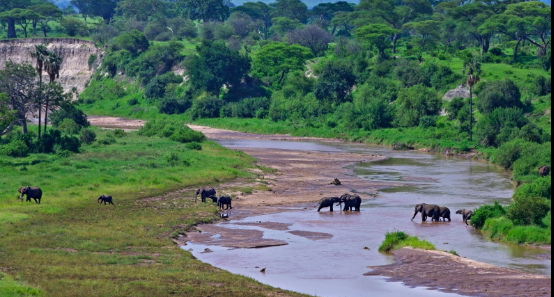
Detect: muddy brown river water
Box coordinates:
(184, 139, 551, 297)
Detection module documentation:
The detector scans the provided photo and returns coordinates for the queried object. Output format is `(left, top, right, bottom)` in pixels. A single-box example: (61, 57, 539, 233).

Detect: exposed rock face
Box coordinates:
(443, 84, 470, 101)
(0, 38, 100, 96)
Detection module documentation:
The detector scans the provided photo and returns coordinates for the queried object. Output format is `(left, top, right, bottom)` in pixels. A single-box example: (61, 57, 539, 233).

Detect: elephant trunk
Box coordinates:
(411, 211, 419, 221)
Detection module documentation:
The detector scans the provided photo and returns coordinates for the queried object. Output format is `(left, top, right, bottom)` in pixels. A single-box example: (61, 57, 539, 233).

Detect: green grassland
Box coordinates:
(378, 231, 436, 253)
(0, 126, 307, 297)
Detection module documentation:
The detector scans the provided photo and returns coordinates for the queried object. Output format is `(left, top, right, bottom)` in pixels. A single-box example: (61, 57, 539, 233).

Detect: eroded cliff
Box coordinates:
(0, 38, 100, 96)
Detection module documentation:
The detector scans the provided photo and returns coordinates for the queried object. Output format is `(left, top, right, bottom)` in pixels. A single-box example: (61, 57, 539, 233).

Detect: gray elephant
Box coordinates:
(217, 196, 233, 210)
(317, 197, 341, 212)
(208, 195, 218, 203)
(98, 195, 114, 205)
(19, 187, 42, 204)
(456, 209, 474, 225)
(196, 188, 216, 203)
(438, 207, 452, 222)
(412, 203, 440, 222)
(340, 194, 362, 212)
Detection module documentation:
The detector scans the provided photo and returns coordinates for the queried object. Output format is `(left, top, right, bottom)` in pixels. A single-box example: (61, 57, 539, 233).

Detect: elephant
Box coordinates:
(340, 194, 362, 212)
(196, 188, 216, 203)
(437, 207, 452, 222)
(217, 196, 233, 210)
(208, 195, 218, 203)
(412, 203, 440, 222)
(317, 197, 341, 212)
(98, 195, 114, 205)
(456, 209, 474, 225)
(539, 166, 550, 177)
(19, 187, 42, 204)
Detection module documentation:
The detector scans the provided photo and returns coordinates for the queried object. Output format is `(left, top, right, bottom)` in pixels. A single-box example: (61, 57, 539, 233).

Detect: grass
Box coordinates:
(483, 216, 551, 245)
(0, 127, 307, 297)
(378, 231, 436, 253)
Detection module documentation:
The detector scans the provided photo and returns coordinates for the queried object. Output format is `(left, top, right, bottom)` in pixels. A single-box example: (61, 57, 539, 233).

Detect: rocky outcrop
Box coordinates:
(443, 84, 470, 101)
(0, 38, 101, 96)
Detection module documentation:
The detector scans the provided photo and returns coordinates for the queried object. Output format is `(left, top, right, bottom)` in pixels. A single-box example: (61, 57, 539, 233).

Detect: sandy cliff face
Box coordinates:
(0, 38, 100, 96)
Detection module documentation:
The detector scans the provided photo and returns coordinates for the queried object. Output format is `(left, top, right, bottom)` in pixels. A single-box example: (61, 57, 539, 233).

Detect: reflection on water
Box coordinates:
(185, 139, 551, 297)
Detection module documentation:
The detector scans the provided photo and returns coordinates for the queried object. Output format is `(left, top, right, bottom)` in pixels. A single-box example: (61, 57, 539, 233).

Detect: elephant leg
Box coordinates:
(330, 205, 333, 212)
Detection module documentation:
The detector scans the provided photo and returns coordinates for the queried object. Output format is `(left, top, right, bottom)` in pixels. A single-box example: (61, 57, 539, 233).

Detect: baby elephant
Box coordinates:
(456, 209, 474, 225)
(98, 195, 114, 205)
(208, 195, 218, 203)
(317, 197, 341, 212)
(217, 196, 233, 210)
(438, 207, 452, 222)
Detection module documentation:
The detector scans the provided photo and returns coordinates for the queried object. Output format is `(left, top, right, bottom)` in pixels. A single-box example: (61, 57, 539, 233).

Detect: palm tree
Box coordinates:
(462, 53, 482, 142)
(44, 51, 63, 133)
(29, 44, 49, 139)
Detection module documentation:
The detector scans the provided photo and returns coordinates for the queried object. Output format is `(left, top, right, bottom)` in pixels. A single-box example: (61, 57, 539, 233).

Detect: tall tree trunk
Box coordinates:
(43, 25, 47, 38)
(392, 34, 399, 54)
(7, 19, 17, 39)
(278, 70, 287, 85)
(469, 86, 473, 142)
(331, 24, 338, 36)
(481, 37, 490, 55)
(22, 119, 28, 135)
(513, 38, 522, 62)
(37, 75, 43, 139)
(33, 19, 37, 30)
(44, 99, 49, 133)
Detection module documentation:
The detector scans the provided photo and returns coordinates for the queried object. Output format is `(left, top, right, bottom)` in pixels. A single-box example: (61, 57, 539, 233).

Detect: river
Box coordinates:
(184, 138, 551, 297)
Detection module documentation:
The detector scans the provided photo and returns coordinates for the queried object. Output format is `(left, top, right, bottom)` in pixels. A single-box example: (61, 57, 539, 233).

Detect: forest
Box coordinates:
(0, 0, 551, 244)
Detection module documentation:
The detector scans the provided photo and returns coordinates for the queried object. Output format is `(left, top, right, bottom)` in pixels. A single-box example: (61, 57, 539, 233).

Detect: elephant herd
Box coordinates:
(318, 195, 474, 225)
(196, 187, 232, 210)
(18, 186, 114, 206)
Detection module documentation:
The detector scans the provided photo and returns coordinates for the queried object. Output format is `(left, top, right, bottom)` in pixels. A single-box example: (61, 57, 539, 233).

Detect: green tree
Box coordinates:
(251, 42, 313, 85)
(504, 2, 551, 57)
(29, 45, 49, 139)
(113, 30, 150, 54)
(480, 14, 531, 62)
(272, 0, 309, 23)
(358, 0, 432, 54)
(116, 0, 166, 22)
(233, 2, 274, 40)
(395, 85, 441, 128)
(44, 52, 63, 133)
(311, 2, 354, 23)
(403, 20, 440, 53)
(60, 17, 88, 37)
(185, 40, 251, 98)
(30, 3, 63, 38)
(0, 61, 38, 135)
(0, 9, 41, 38)
(314, 60, 356, 104)
(179, 0, 230, 22)
(88, 0, 118, 23)
(477, 79, 523, 115)
(451, 2, 496, 55)
(70, 0, 91, 23)
(461, 51, 481, 142)
(0, 93, 16, 136)
(270, 17, 303, 37)
(356, 24, 400, 58)
(0, 0, 30, 39)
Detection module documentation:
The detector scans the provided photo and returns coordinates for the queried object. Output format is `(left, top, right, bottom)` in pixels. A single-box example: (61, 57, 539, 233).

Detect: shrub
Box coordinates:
(98, 136, 116, 145)
(476, 79, 522, 114)
(128, 98, 138, 106)
(185, 142, 202, 151)
(531, 76, 551, 97)
(471, 201, 506, 229)
(112, 30, 149, 54)
(491, 139, 528, 169)
(88, 54, 97, 70)
(419, 116, 438, 129)
(476, 108, 529, 147)
(507, 196, 550, 226)
(139, 119, 206, 143)
(0, 140, 29, 157)
(447, 97, 466, 121)
(489, 48, 503, 56)
(58, 118, 81, 135)
(395, 85, 441, 127)
(158, 95, 192, 115)
(165, 152, 181, 167)
(143, 73, 183, 100)
(113, 129, 126, 138)
(191, 96, 225, 119)
(50, 104, 90, 129)
(79, 129, 97, 145)
(514, 178, 551, 200)
(483, 217, 515, 240)
(505, 225, 551, 244)
(513, 142, 551, 182)
(378, 231, 436, 253)
(170, 128, 206, 143)
(60, 17, 88, 36)
(221, 97, 271, 119)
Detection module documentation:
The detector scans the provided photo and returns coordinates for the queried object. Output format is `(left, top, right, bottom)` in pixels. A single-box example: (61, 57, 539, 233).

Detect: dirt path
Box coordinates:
(365, 248, 551, 297)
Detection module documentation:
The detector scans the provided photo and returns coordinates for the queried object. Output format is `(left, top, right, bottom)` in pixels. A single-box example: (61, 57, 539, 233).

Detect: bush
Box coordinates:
(471, 201, 506, 229)
(170, 128, 206, 143)
(489, 48, 503, 56)
(378, 231, 436, 253)
(531, 76, 551, 96)
(143, 73, 183, 100)
(221, 97, 271, 119)
(491, 139, 528, 169)
(158, 95, 192, 115)
(112, 30, 150, 54)
(79, 129, 96, 145)
(0, 140, 29, 158)
(58, 118, 81, 135)
(513, 142, 551, 182)
(483, 217, 515, 240)
(60, 17, 88, 37)
(88, 54, 97, 70)
(447, 97, 466, 121)
(139, 119, 206, 143)
(515, 178, 551, 200)
(419, 116, 438, 129)
(191, 95, 225, 119)
(476, 79, 522, 114)
(185, 142, 202, 151)
(113, 129, 126, 138)
(476, 108, 528, 147)
(395, 85, 441, 127)
(128, 98, 138, 106)
(165, 152, 181, 167)
(507, 196, 550, 226)
(50, 104, 90, 129)
(98, 136, 116, 145)
(505, 225, 551, 244)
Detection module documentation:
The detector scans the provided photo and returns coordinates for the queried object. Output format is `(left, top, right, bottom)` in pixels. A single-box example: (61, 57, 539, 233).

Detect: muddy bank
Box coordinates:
(189, 125, 343, 142)
(88, 116, 146, 130)
(365, 248, 551, 297)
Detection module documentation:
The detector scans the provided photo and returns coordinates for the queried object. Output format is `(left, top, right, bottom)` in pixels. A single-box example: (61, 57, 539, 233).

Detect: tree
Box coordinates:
(270, 17, 302, 37)
(395, 85, 441, 128)
(29, 45, 49, 139)
(461, 51, 482, 142)
(251, 42, 313, 85)
(70, 0, 91, 23)
(185, 40, 251, 98)
(30, 3, 63, 38)
(287, 25, 333, 57)
(403, 20, 441, 53)
(0, 61, 38, 135)
(44, 52, 63, 133)
(113, 30, 150, 54)
(0, 0, 30, 39)
(480, 14, 531, 62)
(314, 60, 356, 104)
(356, 24, 400, 58)
(272, 0, 309, 23)
(116, 0, 166, 22)
(0, 93, 16, 136)
(477, 79, 522, 114)
(358, 0, 432, 54)
(233, 2, 273, 40)
(311, 2, 354, 23)
(88, 0, 118, 23)
(228, 12, 257, 38)
(451, 2, 496, 55)
(504, 2, 551, 57)
(0, 9, 41, 38)
(179, 0, 230, 22)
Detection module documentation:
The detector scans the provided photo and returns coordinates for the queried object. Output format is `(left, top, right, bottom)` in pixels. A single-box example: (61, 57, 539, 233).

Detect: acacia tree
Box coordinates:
(287, 25, 333, 57)
(272, 0, 309, 23)
(461, 52, 482, 142)
(0, 9, 41, 38)
(451, 2, 496, 55)
(179, 0, 230, 22)
(251, 42, 313, 86)
(44, 52, 63, 133)
(30, 4, 63, 37)
(70, 0, 91, 23)
(505, 2, 551, 57)
(0, 0, 30, 39)
(0, 61, 38, 135)
(358, 0, 432, 54)
(356, 24, 400, 58)
(233, 2, 273, 40)
(403, 20, 441, 53)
